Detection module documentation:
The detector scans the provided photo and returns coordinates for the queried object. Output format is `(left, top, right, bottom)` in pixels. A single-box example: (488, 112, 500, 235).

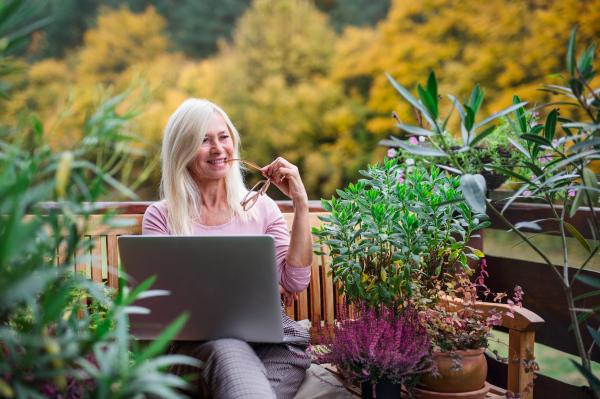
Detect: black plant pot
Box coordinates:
(361, 379, 402, 399)
(448, 145, 515, 191)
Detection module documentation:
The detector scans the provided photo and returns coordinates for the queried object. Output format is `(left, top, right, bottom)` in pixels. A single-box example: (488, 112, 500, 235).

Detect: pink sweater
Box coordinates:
(142, 195, 311, 293)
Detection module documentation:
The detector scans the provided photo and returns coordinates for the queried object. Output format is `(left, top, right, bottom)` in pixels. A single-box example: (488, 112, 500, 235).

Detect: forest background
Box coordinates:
(3, 0, 600, 201)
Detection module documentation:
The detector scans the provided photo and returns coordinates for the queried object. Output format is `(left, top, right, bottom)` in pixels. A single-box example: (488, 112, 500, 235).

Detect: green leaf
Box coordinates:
(520, 133, 552, 147)
(508, 138, 531, 159)
(577, 274, 600, 290)
(468, 85, 480, 111)
(567, 27, 577, 76)
(126, 275, 157, 306)
(427, 71, 438, 103)
(513, 95, 528, 134)
(588, 325, 600, 349)
(570, 189, 585, 218)
(432, 163, 462, 175)
(570, 360, 600, 392)
(386, 72, 436, 127)
(460, 174, 487, 214)
(433, 197, 466, 207)
(42, 284, 71, 324)
(473, 102, 528, 131)
(469, 125, 496, 147)
(570, 137, 600, 152)
(565, 222, 591, 253)
(417, 83, 438, 119)
(544, 109, 558, 141)
(483, 165, 531, 184)
(467, 246, 485, 257)
(389, 136, 448, 157)
(137, 312, 190, 363)
(568, 311, 592, 331)
(583, 167, 599, 206)
(573, 290, 600, 301)
(367, 246, 380, 256)
(395, 123, 435, 136)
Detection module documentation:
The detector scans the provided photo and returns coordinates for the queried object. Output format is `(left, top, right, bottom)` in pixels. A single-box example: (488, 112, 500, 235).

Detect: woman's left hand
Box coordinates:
(280, 284, 298, 307)
(261, 157, 308, 203)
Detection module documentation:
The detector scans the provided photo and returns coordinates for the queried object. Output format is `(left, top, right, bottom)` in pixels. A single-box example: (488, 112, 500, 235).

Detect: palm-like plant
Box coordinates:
(387, 27, 600, 397)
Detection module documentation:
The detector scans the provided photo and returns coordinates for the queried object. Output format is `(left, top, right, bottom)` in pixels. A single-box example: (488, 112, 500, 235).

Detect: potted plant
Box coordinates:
(313, 161, 489, 310)
(311, 302, 436, 399)
(414, 261, 533, 399)
(384, 27, 600, 396)
(388, 102, 538, 191)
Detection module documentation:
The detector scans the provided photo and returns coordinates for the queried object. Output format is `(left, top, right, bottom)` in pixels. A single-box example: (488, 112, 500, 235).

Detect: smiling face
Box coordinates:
(189, 111, 235, 183)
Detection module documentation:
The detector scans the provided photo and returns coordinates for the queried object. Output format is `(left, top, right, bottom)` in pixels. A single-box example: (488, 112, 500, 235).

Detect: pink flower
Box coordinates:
(553, 139, 558, 147)
(410, 137, 418, 145)
(540, 157, 546, 164)
(523, 190, 532, 197)
(531, 122, 538, 128)
(387, 148, 396, 158)
(533, 112, 539, 117)
(397, 171, 404, 184)
(547, 154, 553, 162)
(493, 111, 498, 115)
(568, 182, 576, 197)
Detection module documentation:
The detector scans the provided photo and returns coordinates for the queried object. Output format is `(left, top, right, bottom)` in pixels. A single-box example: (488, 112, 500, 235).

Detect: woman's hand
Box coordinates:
(261, 157, 308, 204)
(280, 284, 298, 307)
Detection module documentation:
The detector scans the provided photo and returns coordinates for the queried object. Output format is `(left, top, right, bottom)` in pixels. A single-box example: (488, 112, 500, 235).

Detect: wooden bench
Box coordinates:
(41, 200, 544, 398)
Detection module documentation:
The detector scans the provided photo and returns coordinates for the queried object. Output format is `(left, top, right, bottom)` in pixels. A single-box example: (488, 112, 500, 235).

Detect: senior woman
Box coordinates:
(142, 98, 313, 399)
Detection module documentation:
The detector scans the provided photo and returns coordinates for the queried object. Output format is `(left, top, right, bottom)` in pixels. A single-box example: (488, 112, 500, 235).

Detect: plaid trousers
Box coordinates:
(166, 305, 311, 399)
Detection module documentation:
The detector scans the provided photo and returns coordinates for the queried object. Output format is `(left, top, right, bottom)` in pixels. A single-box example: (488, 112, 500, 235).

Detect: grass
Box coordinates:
(487, 330, 600, 386)
(483, 228, 600, 271)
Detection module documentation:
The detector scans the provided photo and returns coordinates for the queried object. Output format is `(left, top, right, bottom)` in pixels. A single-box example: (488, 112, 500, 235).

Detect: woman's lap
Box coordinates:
(167, 339, 309, 399)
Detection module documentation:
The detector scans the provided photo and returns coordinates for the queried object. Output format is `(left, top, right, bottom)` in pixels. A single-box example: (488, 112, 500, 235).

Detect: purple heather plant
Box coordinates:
(311, 303, 436, 391)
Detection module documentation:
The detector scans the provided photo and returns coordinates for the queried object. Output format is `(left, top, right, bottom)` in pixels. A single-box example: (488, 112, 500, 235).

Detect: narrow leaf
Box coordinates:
(390, 136, 449, 157)
(460, 174, 487, 214)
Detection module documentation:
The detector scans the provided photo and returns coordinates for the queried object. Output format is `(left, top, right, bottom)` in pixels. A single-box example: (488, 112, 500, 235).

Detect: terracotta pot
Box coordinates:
(419, 348, 487, 393)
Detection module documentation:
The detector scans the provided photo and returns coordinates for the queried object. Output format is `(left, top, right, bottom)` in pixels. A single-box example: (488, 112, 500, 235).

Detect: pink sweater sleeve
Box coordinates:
(264, 199, 312, 293)
(142, 203, 170, 235)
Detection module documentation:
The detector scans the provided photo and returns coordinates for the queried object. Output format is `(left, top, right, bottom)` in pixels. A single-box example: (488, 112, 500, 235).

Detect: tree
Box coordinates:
(76, 5, 169, 84)
(334, 0, 600, 137)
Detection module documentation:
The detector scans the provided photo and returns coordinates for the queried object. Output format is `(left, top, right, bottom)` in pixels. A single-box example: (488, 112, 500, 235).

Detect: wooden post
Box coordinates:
(309, 234, 322, 326)
(508, 330, 535, 399)
(90, 236, 103, 283)
(106, 235, 119, 289)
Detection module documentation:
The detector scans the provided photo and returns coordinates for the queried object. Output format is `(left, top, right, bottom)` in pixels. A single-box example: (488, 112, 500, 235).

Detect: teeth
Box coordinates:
(208, 159, 226, 164)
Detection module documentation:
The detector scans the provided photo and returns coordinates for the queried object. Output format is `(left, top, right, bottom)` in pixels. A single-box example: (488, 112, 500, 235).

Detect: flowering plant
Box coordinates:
(311, 303, 436, 390)
(420, 260, 524, 353)
(313, 162, 489, 308)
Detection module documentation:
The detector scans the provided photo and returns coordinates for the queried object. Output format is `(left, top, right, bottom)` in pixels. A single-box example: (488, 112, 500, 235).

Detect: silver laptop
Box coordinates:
(117, 235, 308, 343)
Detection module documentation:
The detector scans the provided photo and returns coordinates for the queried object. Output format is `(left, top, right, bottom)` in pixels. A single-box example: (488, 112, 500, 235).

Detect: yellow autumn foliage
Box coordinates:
(77, 5, 169, 85)
(334, 0, 600, 136)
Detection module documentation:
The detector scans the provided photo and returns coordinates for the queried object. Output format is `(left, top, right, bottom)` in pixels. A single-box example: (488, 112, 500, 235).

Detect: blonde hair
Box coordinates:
(160, 98, 255, 235)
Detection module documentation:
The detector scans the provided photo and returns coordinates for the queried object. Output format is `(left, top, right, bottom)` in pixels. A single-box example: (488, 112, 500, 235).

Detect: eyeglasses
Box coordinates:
(225, 159, 271, 211)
